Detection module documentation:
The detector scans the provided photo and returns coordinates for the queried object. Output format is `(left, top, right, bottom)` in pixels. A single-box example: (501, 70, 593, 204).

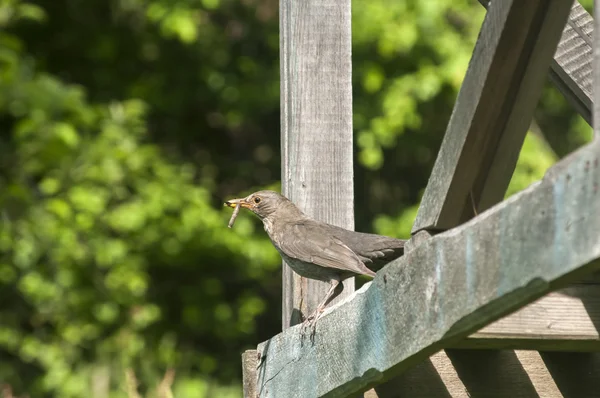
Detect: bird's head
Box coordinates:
(225, 190, 290, 221)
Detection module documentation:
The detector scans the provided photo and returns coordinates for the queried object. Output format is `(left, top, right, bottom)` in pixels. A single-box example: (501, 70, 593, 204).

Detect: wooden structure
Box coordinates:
(243, 1, 600, 397)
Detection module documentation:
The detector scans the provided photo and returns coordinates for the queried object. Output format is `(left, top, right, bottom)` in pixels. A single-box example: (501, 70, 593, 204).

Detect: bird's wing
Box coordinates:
(327, 226, 405, 268)
(347, 235, 405, 265)
(276, 221, 375, 277)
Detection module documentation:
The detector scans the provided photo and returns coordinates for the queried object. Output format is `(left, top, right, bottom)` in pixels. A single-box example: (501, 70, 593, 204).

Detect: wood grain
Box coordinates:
(242, 350, 258, 398)
(478, 1, 593, 125)
(256, 139, 600, 398)
(549, 2, 593, 125)
(412, 0, 573, 233)
(280, 0, 354, 329)
(455, 284, 600, 350)
(366, 350, 600, 397)
(366, 283, 600, 396)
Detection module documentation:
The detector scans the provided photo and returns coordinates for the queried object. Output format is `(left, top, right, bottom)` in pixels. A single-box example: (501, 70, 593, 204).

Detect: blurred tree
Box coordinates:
(0, 0, 592, 396)
(1, 0, 282, 396)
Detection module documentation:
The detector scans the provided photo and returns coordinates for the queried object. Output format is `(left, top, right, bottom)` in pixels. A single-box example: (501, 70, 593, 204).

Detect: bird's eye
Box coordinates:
(254, 197, 261, 204)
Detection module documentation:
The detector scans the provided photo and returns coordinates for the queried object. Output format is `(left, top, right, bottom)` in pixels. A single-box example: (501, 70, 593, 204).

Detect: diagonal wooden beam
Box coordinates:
(412, 0, 573, 234)
(255, 138, 600, 398)
(479, 1, 593, 125)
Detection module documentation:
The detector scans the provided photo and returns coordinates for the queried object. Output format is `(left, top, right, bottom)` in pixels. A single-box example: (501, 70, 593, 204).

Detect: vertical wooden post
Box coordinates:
(241, 350, 258, 398)
(280, 0, 354, 329)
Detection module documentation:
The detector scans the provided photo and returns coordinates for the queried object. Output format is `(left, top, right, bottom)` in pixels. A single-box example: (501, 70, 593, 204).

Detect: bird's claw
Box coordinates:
(300, 308, 324, 343)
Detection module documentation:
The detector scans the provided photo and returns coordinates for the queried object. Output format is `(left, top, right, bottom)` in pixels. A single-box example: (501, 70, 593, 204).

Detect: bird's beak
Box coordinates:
(224, 197, 250, 209)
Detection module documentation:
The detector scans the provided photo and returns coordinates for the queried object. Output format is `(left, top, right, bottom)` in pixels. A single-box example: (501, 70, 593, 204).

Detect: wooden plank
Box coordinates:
(453, 284, 600, 350)
(366, 350, 600, 397)
(412, 0, 573, 234)
(256, 139, 600, 398)
(280, 0, 354, 328)
(549, 2, 593, 125)
(478, 1, 593, 125)
(242, 350, 258, 398)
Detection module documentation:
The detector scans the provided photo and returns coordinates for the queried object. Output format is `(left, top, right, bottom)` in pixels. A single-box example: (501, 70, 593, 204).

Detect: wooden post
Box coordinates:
(242, 350, 258, 398)
(280, 0, 354, 329)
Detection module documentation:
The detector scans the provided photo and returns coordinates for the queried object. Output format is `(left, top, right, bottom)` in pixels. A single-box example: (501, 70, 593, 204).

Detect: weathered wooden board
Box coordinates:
(364, 350, 600, 397)
(412, 0, 573, 233)
(478, 1, 593, 125)
(242, 350, 258, 398)
(256, 139, 600, 398)
(363, 283, 600, 396)
(280, 0, 354, 328)
(454, 284, 600, 351)
(549, 2, 593, 125)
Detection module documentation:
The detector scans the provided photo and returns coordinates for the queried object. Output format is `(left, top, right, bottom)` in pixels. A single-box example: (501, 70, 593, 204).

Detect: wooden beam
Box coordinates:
(453, 284, 600, 351)
(280, 0, 354, 328)
(478, 1, 593, 125)
(367, 350, 600, 397)
(412, 0, 573, 233)
(256, 139, 600, 398)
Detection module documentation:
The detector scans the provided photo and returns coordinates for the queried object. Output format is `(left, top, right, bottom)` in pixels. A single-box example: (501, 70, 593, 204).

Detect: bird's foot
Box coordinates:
(300, 308, 324, 343)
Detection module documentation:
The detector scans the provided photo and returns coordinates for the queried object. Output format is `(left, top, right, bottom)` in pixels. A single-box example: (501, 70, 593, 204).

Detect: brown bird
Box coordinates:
(225, 190, 406, 329)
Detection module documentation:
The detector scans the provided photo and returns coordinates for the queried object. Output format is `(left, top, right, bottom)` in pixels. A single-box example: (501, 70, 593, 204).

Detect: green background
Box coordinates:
(0, 0, 593, 396)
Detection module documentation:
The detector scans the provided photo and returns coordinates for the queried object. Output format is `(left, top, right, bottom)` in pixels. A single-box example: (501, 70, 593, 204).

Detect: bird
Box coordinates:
(225, 190, 406, 331)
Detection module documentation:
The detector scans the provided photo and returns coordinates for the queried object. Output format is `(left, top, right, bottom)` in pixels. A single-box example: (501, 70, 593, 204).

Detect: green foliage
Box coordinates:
(506, 132, 558, 197)
(1, 0, 280, 395)
(0, 0, 592, 396)
(353, 0, 484, 170)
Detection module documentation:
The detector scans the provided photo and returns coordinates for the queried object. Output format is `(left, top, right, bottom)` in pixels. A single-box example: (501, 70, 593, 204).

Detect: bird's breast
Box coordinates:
(262, 218, 274, 235)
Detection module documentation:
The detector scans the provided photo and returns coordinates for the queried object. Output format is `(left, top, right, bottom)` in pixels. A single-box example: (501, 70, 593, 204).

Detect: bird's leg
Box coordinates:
(301, 278, 343, 335)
